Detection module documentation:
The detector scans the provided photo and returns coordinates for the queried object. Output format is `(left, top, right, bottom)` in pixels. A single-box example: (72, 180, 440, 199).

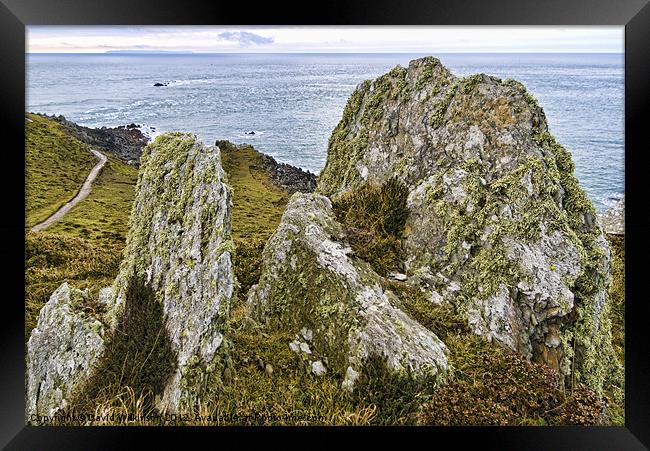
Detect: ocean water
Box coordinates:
(26, 53, 624, 212)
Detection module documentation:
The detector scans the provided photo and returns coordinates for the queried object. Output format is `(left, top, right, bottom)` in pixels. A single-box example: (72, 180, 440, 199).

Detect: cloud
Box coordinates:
(217, 31, 274, 47)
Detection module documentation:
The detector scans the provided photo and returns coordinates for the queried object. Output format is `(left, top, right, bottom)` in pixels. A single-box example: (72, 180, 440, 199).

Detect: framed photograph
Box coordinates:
(2, 0, 649, 448)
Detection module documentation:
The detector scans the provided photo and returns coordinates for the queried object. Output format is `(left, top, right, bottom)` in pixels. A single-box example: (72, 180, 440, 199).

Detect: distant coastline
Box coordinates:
(104, 50, 195, 54)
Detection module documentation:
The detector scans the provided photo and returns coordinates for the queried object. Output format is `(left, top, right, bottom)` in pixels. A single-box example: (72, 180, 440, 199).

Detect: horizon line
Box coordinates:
(27, 50, 625, 54)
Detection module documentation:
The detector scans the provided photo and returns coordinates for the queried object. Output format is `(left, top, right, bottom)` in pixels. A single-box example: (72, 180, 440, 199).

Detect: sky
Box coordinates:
(26, 26, 624, 54)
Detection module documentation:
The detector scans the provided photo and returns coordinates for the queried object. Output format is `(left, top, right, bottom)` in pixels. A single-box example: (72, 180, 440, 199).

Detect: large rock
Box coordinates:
(109, 132, 235, 412)
(26, 283, 106, 419)
(247, 193, 448, 392)
(26, 132, 236, 416)
(317, 57, 621, 395)
(599, 197, 624, 235)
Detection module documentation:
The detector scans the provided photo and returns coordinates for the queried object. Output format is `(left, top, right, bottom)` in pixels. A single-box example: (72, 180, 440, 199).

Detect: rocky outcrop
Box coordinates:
(599, 197, 624, 235)
(247, 193, 448, 392)
(216, 140, 317, 194)
(258, 152, 317, 194)
(108, 132, 235, 412)
(26, 132, 236, 416)
(26, 283, 106, 418)
(46, 114, 149, 164)
(316, 57, 621, 395)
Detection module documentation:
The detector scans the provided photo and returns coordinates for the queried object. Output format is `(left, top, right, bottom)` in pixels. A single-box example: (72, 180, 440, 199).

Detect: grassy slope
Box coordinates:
(220, 144, 289, 296)
(46, 155, 138, 244)
(25, 116, 138, 342)
(25, 113, 98, 228)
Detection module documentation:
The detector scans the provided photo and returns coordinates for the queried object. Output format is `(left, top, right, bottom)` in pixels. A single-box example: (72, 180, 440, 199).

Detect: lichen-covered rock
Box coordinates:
(599, 197, 624, 235)
(317, 57, 622, 395)
(109, 132, 235, 412)
(26, 132, 236, 417)
(26, 283, 106, 419)
(247, 193, 448, 392)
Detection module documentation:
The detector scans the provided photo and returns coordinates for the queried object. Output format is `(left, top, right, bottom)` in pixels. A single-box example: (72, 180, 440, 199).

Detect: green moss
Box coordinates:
(257, 238, 361, 376)
(531, 131, 622, 398)
(505, 78, 542, 110)
(428, 81, 459, 128)
(422, 158, 547, 300)
(607, 235, 624, 364)
(317, 81, 372, 197)
(460, 73, 484, 94)
(320, 70, 407, 193)
(25, 113, 99, 228)
(118, 133, 231, 283)
(414, 57, 441, 90)
(332, 177, 410, 276)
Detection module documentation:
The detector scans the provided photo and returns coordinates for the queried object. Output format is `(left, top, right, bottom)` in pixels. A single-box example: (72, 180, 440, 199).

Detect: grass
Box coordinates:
(25, 113, 98, 228)
(54, 303, 378, 426)
(26, 122, 623, 426)
(332, 177, 410, 276)
(45, 154, 138, 245)
(25, 115, 138, 343)
(25, 232, 124, 343)
(48, 143, 425, 426)
(219, 141, 289, 297)
(69, 275, 177, 416)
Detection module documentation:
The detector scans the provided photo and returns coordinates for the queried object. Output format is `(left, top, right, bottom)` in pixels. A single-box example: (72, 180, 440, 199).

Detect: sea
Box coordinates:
(26, 53, 624, 213)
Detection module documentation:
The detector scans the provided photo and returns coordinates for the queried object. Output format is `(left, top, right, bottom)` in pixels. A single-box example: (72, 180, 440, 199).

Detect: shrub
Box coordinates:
(416, 334, 604, 426)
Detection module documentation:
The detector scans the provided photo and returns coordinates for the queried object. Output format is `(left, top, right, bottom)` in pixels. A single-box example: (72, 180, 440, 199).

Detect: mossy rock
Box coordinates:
(316, 56, 622, 398)
(26, 283, 107, 420)
(105, 133, 236, 413)
(247, 193, 448, 392)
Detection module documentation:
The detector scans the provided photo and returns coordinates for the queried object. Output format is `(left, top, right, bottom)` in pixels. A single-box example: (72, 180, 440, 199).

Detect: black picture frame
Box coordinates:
(2, 0, 649, 448)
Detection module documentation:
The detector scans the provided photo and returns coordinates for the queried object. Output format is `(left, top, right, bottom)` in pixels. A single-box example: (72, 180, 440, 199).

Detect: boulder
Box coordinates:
(26, 132, 236, 416)
(26, 283, 106, 419)
(317, 57, 621, 395)
(109, 132, 235, 412)
(247, 193, 448, 392)
(599, 197, 624, 235)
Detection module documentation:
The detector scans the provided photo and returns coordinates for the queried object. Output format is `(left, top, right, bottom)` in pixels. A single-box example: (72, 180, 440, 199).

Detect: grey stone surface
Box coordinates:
(599, 196, 624, 235)
(26, 283, 106, 418)
(248, 193, 448, 392)
(316, 57, 620, 394)
(111, 133, 235, 413)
